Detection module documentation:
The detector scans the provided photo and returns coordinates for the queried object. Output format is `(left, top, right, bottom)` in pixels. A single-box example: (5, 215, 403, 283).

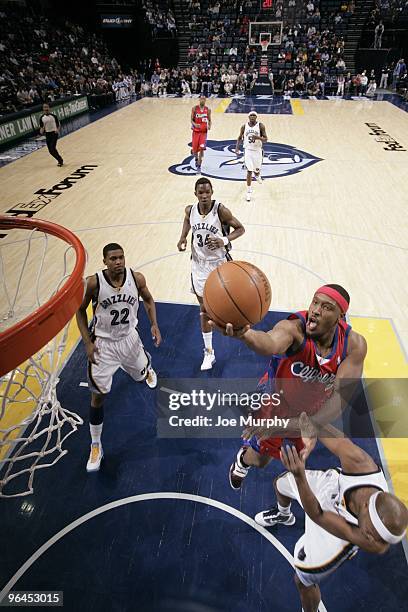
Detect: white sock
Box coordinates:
(247, 186, 252, 192)
(278, 501, 291, 515)
(90, 423, 103, 445)
(202, 332, 213, 352)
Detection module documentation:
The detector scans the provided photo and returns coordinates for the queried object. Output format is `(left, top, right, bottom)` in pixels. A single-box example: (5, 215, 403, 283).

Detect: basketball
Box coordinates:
(203, 261, 271, 329)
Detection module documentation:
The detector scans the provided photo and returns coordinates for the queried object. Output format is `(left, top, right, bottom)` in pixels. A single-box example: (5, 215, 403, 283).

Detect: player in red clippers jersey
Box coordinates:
(210, 284, 367, 490)
(191, 94, 211, 174)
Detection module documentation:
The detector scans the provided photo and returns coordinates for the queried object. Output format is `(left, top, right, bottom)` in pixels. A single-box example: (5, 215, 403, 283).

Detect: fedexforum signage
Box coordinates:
(0, 165, 98, 240)
(365, 122, 406, 151)
(0, 96, 89, 146)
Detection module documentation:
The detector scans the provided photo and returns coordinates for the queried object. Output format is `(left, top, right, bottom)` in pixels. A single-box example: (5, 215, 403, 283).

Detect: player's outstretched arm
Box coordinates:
(177, 205, 192, 251)
(210, 317, 301, 356)
(299, 413, 377, 473)
(135, 271, 162, 347)
(241, 319, 301, 355)
(76, 274, 98, 364)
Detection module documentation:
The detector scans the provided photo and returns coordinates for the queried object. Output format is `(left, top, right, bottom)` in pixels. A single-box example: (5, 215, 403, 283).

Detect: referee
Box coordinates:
(39, 103, 64, 166)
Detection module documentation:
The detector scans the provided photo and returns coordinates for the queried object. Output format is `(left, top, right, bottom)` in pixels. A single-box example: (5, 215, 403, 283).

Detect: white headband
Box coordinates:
(368, 491, 406, 545)
(248, 112, 257, 118)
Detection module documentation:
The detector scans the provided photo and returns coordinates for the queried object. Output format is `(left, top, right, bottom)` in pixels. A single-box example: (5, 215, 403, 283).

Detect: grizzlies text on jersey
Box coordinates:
(92, 267, 140, 340)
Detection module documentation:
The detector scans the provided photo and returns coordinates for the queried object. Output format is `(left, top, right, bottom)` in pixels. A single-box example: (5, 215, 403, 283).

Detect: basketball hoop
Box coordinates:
(0, 216, 86, 497)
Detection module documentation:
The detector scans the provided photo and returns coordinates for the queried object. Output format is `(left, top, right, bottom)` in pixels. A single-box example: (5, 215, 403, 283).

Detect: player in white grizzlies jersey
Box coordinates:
(235, 111, 268, 201)
(255, 416, 408, 612)
(76, 243, 162, 472)
(177, 178, 245, 370)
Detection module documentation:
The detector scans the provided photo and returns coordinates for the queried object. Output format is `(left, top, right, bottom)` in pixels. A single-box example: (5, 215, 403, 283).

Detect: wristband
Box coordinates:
(222, 236, 229, 246)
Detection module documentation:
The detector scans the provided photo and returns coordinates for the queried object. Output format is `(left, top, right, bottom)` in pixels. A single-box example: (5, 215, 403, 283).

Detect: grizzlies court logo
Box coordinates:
(169, 140, 321, 181)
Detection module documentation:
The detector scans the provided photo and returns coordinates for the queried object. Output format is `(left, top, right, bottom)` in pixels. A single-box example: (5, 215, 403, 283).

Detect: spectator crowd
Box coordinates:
(0, 5, 143, 116)
(1, 0, 407, 119)
(142, 0, 177, 38)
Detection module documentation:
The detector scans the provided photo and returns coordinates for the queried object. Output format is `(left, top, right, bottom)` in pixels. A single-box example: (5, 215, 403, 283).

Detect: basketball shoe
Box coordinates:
(145, 367, 158, 389)
(254, 505, 296, 527)
(246, 187, 252, 202)
(86, 443, 103, 472)
(229, 447, 251, 489)
(201, 348, 216, 370)
(255, 173, 263, 184)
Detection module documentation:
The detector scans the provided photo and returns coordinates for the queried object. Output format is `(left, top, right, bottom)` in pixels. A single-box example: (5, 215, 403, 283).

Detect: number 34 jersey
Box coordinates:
(92, 268, 140, 340)
(189, 200, 229, 263)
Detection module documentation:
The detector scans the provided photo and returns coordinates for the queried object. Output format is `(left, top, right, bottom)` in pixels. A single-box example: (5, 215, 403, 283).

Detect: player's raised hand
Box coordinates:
(208, 320, 250, 338)
(151, 324, 162, 347)
(280, 445, 306, 478)
(177, 238, 187, 251)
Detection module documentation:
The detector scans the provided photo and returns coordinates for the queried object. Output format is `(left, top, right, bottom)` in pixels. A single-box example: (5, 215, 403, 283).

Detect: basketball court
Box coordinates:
(0, 93, 407, 610)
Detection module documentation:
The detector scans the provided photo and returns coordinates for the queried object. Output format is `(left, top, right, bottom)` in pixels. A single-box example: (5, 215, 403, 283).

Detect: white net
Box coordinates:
(0, 223, 84, 497)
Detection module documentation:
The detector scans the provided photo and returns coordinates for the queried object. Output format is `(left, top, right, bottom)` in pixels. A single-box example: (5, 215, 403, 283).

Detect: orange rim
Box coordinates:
(0, 216, 86, 377)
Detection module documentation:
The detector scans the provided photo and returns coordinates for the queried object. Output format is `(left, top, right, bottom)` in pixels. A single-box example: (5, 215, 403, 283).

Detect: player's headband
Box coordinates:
(248, 111, 258, 118)
(368, 491, 406, 545)
(315, 286, 349, 314)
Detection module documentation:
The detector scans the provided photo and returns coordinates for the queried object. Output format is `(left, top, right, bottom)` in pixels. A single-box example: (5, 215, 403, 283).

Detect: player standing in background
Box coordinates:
(235, 111, 267, 201)
(39, 103, 64, 166)
(177, 178, 245, 370)
(76, 243, 161, 472)
(191, 94, 211, 174)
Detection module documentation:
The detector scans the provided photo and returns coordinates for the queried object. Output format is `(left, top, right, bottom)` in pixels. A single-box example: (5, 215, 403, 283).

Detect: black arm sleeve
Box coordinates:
(39, 115, 44, 128)
(51, 113, 60, 128)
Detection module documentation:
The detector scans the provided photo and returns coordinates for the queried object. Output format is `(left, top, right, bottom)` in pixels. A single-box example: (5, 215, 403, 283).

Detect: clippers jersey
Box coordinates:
(92, 268, 140, 340)
(192, 105, 209, 133)
(190, 200, 230, 263)
(244, 121, 262, 151)
(258, 310, 351, 417)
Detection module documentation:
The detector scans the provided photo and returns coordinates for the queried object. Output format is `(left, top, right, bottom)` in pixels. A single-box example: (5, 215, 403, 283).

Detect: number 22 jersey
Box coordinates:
(92, 268, 140, 340)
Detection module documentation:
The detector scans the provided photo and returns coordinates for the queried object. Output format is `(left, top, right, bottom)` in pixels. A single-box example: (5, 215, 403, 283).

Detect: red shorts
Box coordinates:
(256, 436, 305, 459)
(192, 130, 207, 153)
